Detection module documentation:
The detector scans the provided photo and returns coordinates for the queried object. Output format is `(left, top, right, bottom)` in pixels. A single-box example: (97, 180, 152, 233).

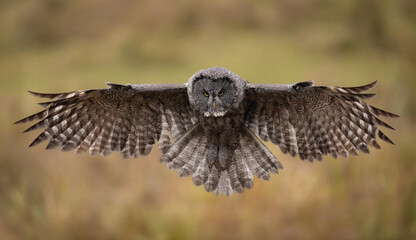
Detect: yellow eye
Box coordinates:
(204, 91, 209, 97)
(218, 90, 224, 96)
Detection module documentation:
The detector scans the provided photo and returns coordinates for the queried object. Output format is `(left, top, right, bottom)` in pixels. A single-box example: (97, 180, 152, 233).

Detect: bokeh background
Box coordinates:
(1, 0, 415, 239)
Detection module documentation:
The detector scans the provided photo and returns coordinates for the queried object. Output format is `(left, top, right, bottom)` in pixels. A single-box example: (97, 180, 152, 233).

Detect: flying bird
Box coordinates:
(15, 67, 398, 196)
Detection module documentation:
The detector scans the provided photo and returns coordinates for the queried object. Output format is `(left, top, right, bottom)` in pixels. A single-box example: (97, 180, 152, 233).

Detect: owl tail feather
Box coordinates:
(160, 124, 283, 196)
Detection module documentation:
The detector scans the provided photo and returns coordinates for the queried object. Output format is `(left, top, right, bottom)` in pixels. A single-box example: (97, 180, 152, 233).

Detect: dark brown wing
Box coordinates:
(15, 83, 197, 158)
(244, 81, 398, 161)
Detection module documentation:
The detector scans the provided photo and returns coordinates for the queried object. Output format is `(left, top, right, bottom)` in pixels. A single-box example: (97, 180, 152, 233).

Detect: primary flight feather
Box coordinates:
(16, 67, 398, 196)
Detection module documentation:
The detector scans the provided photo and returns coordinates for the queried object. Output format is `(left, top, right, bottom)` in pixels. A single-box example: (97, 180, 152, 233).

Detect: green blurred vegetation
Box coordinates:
(0, 0, 415, 239)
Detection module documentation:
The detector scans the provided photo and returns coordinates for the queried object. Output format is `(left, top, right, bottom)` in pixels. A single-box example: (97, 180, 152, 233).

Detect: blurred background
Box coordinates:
(0, 0, 415, 239)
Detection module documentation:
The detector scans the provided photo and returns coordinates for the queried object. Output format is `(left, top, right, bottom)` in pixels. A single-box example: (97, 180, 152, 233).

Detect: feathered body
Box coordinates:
(16, 67, 398, 196)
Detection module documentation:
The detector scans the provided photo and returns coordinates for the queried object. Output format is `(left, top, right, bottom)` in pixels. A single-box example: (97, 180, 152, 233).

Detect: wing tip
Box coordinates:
(14, 119, 24, 124)
(341, 80, 378, 93)
(362, 80, 378, 90)
(368, 80, 378, 88)
(28, 140, 39, 148)
(27, 90, 64, 99)
(27, 90, 47, 98)
(389, 112, 400, 118)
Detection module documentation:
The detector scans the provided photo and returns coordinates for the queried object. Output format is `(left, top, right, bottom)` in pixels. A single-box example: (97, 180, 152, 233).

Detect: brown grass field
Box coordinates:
(0, 1, 415, 239)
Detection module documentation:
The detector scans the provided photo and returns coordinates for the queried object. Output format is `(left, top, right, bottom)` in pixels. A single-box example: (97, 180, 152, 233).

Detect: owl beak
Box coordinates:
(213, 101, 216, 109)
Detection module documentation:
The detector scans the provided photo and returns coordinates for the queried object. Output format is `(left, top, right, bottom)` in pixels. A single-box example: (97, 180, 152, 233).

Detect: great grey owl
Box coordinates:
(16, 67, 398, 196)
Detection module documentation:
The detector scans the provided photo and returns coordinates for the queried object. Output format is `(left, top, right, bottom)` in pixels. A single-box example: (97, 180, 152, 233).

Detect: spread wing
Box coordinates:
(15, 83, 198, 158)
(244, 81, 398, 161)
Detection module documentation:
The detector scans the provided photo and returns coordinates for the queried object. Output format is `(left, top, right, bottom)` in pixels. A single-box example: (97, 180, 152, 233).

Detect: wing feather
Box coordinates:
(16, 83, 195, 158)
(245, 81, 397, 161)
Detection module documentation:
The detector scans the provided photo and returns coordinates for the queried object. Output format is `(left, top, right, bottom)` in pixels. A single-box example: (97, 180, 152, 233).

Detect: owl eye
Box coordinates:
(218, 90, 224, 96)
(204, 90, 209, 97)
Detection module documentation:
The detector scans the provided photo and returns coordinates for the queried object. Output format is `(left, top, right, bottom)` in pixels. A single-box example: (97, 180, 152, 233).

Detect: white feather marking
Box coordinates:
(363, 113, 369, 121)
(288, 123, 297, 142)
(73, 134, 81, 141)
(213, 111, 226, 117)
(355, 102, 364, 110)
(54, 106, 63, 112)
(52, 126, 59, 134)
(66, 93, 76, 98)
(338, 88, 347, 93)
(363, 134, 370, 142)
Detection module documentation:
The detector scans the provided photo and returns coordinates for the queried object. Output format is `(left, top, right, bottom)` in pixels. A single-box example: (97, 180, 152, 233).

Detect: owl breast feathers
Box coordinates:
(16, 67, 398, 196)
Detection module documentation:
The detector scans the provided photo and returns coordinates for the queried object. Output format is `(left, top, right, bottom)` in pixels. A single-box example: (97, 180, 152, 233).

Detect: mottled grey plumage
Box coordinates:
(16, 67, 398, 196)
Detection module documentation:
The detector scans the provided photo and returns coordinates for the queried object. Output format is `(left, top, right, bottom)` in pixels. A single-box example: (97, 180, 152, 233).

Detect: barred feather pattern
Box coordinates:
(16, 74, 398, 197)
(15, 83, 195, 159)
(245, 81, 398, 162)
(161, 124, 282, 196)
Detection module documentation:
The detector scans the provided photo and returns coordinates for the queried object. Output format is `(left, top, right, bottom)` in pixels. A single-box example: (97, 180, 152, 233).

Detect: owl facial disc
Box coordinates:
(187, 67, 247, 117)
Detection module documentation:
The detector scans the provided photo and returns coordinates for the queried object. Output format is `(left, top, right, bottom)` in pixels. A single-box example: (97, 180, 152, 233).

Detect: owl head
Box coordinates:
(187, 67, 247, 117)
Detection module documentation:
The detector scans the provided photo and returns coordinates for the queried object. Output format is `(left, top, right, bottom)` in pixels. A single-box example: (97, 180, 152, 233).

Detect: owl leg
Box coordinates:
(218, 145, 229, 168)
(207, 144, 218, 166)
(207, 142, 230, 169)
(207, 132, 229, 168)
